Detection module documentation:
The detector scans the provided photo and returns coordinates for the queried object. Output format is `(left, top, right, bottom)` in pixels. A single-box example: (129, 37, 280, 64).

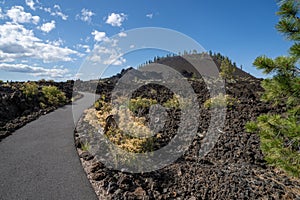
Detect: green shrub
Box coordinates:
(94, 94, 106, 110)
(94, 100, 102, 111)
(128, 97, 157, 115)
(41, 85, 66, 106)
(163, 95, 180, 109)
(21, 82, 38, 98)
(39, 102, 47, 109)
(204, 94, 238, 109)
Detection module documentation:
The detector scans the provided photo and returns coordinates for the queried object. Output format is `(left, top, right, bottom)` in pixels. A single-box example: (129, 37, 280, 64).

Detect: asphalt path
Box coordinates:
(0, 92, 99, 200)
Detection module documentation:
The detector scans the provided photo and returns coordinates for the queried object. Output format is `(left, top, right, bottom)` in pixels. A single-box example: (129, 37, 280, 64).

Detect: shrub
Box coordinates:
(20, 82, 38, 98)
(39, 102, 47, 109)
(94, 94, 107, 111)
(94, 100, 102, 111)
(95, 96, 158, 154)
(128, 97, 157, 115)
(41, 85, 66, 106)
(163, 95, 180, 109)
(204, 93, 239, 109)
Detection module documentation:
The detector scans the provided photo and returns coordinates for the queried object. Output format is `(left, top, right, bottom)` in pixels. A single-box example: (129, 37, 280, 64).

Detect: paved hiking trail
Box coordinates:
(0, 93, 98, 200)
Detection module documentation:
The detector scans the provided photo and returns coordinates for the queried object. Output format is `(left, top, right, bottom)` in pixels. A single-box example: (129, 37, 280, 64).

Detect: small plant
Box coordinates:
(39, 102, 47, 109)
(81, 142, 90, 151)
(94, 100, 102, 111)
(204, 93, 239, 109)
(41, 85, 66, 106)
(163, 95, 180, 109)
(128, 97, 157, 115)
(94, 94, 107, 111)
(20, 82, 38, 99)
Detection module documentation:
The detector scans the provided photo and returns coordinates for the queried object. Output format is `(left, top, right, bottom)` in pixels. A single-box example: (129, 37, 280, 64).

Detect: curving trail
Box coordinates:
(0, 93, 98, 200)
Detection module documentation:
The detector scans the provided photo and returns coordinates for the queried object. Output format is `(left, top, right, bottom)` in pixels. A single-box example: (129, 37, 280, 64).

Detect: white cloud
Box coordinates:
(40, 20, 55, 33)
(53, 4, 60, 10)
(118, 32, 127, 37)
(78, 44, 91, 53)
(91, 30, 106, 42)
(77, 8, 94, 23)
(43, 7, 51, 13)
(39, 20, 55, 33)
(88, 44, 126, 66)
(47, 38, 64, 46)
(146, 13, 153, 19)
(0, 22, 78, 63)
(105, 13, 127, 27)
(49, 4, 68, 20)
(6, 6, 40, 24)
(25, 0, 36, 10)
(107, 56, 126, 65)
(0, 63, 69, 78)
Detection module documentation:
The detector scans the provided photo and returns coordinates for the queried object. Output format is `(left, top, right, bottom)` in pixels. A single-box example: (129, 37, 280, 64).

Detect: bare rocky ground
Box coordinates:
(75, 74, 300, 200)
(0, 80, 80, 141)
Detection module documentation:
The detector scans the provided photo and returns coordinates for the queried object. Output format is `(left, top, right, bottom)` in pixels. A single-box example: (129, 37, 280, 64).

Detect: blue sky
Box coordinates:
(0, 0, 292, 81)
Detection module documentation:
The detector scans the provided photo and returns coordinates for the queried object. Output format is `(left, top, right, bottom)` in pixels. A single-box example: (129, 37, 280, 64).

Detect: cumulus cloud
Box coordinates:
(39, 20, 55, 33)
(44, 4, 68, 20)
(77, 44, 91, 53)
(6, 6, 40, 24)
(105, 13, 127, 27)
(91, 30, 106, 42)
(88, 44, 126, 66)
(47, 38, 64, 46)
(0, 22, 78, 63)
(25, 0, 36, 10)
(118, 32, 127, 37)
(0, 63, 69, 78)
(146, 13, 153, 19)
(77, 8, 94, 23)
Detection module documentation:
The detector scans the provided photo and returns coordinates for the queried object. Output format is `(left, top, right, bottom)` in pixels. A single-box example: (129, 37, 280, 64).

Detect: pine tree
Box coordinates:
(219, 58, 236, 80)
(246, 0, 300, 177)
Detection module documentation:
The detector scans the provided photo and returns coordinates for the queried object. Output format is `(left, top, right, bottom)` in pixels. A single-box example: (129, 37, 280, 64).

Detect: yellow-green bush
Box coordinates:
(204, 94, 239, 109)
(128, 97, 157, 114)
(94, 100, 102, 111)
(163, 95, 180, 109)
(95, 96, 158, 154)
(21, 82, 38, 98)
(41, 85, 66, 106)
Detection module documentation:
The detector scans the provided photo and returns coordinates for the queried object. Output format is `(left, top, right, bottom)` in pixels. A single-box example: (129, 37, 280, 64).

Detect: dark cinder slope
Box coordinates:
(0, 93, 98, 200)
(154, 54, 256, 79)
